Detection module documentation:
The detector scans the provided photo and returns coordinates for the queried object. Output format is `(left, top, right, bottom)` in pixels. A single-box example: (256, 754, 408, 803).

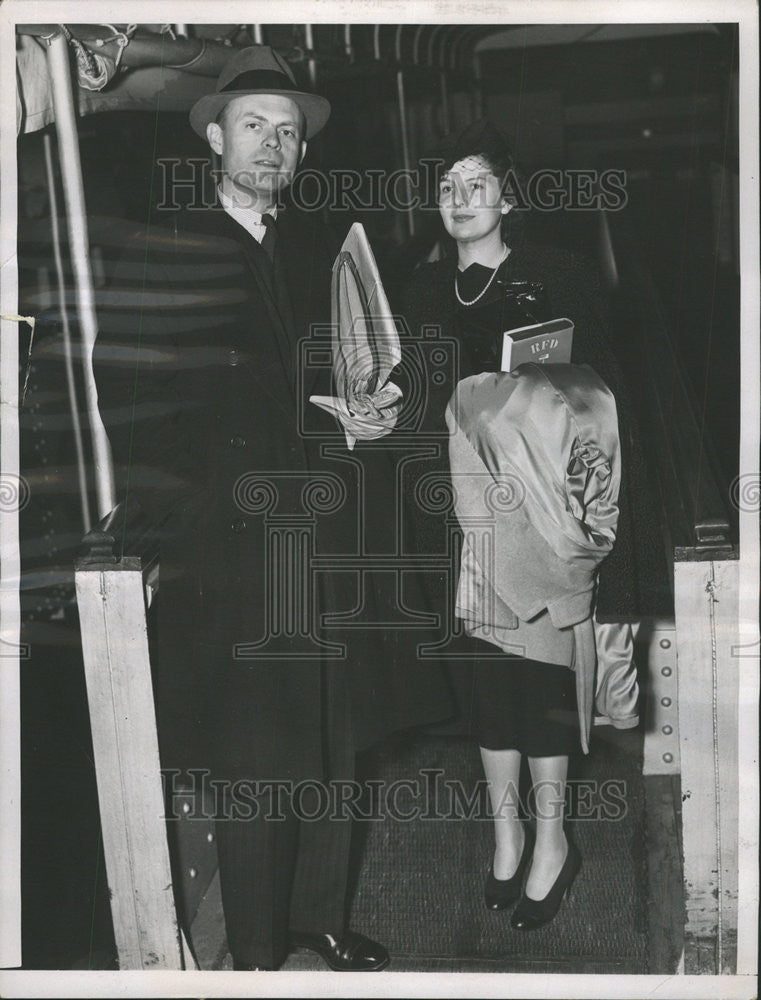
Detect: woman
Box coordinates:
(397, 120, 667, 930)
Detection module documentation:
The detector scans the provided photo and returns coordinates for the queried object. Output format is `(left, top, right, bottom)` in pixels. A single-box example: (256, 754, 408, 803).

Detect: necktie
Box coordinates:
(261, 212, 277, 262)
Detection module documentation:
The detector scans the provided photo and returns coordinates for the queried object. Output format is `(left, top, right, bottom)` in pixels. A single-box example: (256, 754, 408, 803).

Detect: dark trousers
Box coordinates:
(215, 776, 354, 968)
(213, 638, 358, 966)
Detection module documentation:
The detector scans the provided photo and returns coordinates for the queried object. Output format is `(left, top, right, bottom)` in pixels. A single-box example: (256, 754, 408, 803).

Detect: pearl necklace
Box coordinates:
(455, 244, 510, 307)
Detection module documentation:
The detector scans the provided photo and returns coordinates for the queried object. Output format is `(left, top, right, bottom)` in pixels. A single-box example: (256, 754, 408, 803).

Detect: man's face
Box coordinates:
(206, 93, 306, 209)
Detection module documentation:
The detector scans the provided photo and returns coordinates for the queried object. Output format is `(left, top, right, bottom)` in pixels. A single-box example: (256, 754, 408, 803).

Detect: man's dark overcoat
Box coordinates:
(94, 199, 450, 788)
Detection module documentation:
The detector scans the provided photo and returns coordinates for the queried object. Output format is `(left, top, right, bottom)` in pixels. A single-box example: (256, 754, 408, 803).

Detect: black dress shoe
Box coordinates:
(485, 824, 535, 910)
(290, 930, 389, 971)
(510, 840, 582, 931)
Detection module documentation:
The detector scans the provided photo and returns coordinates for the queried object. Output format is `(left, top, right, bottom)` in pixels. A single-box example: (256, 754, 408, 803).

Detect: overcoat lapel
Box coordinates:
(236, 233, 297, 392)
(180, 201, 334, 403)
(278, 209, 334, 400)
(180, 203, 298, 401)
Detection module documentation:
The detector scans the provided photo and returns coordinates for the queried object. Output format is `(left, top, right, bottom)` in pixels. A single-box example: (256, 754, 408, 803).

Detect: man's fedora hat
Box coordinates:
(190, 45, 331, 141)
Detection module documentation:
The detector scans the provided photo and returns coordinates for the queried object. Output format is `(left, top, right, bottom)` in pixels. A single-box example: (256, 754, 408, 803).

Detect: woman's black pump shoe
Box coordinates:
(484, 825, 535, 910)
(510, 840, 581, 930)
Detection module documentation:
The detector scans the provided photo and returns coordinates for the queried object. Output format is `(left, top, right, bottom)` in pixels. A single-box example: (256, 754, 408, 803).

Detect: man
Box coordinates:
(94, 45, 394, 972)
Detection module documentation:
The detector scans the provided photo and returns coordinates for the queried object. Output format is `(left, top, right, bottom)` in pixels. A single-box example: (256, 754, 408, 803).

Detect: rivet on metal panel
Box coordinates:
(661, 696, 672, 707)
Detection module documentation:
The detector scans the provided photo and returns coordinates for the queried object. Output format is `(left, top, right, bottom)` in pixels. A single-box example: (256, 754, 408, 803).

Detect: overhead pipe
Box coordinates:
(472, 49, 484, 119)
(436, 26, 458, 70)
(416, 25, 431, 66)
(42, 132, 92, 532)
(411, 26, 424, 67)
(439, 71, 451, 133)
(450, 29, 485, 127)
(440, 29, 459, 126)
(395, 26, 415, 237)
(45, 32, 115, 519)
(410, 27, 435, 141)
(597, 209, 620, 290)
(395, 23, 405, 63)
(18, 26, 240, 76)
(439, 27, 458, 129)
(17, 25, 286, 78)
(467, 28, 496, 73)
(303, 24, 317, 87)
(410, 26, 449, 135)
(450, 31, 467, 71)
(426, 25, 444, 69)
(372, 24, 414, 238)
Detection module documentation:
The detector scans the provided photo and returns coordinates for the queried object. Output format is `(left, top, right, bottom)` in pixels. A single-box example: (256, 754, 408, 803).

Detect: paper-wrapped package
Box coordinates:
(310, 222, 402, 449)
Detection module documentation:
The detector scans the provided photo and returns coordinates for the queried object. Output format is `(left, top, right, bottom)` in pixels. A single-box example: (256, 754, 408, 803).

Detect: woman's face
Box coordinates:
(438, 155, 509, 244)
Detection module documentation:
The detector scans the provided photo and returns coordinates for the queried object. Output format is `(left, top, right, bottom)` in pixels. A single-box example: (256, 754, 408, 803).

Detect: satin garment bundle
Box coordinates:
(445, 363, 622, 753)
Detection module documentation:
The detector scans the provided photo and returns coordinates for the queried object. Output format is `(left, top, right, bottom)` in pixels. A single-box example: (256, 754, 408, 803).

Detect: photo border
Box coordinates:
(1, 1, 758, 996)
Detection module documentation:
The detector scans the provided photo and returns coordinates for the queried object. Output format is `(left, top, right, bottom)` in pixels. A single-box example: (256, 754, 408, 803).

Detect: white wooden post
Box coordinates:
(674, 557, 740, 974)
(75, 557, 184, 969)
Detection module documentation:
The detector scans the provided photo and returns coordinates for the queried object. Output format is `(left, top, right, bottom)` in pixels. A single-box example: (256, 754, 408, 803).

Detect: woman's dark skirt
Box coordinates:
(471, 641, 580, 757)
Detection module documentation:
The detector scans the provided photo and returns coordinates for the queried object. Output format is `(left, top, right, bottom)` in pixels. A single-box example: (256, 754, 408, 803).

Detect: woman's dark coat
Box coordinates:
(93, 201, 451, 786)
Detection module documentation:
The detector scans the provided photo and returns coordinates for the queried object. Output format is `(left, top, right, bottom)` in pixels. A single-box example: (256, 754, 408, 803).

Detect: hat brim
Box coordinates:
(190, 89, 331, 141)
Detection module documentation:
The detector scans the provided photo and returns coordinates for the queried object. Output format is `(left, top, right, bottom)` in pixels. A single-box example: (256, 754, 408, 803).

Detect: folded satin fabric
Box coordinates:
(310, 223, 401, 449)
(593, 618, 640, 728)
(446, 363, 622, 753)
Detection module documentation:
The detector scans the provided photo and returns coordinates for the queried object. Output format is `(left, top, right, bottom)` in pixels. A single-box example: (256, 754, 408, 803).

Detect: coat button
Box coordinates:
(227, 348, 240, 366)
(231, 518, 246, 533)
(230, 435, 246, 449)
